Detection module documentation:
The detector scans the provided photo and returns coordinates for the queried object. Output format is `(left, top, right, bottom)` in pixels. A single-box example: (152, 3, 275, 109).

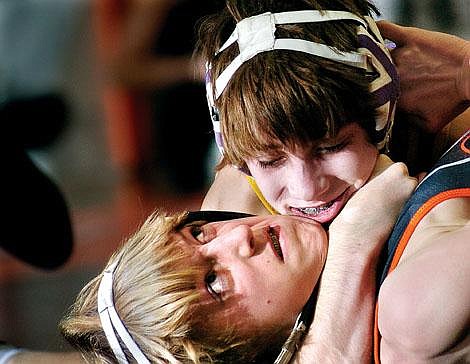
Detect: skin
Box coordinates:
(294, 157, 418, 362)
(202, 22, 470, 215)
(6, 18, 469, 364)
(195, 156, 418, 362)
(378, 197, 470, 362)
(203, 118, 469, 362)
(377, 20, 470, 133)
(4, 154, 417, 364)
(185, 157, 417, 362)
(175, 215, 328, 335)
(246, 123, 378, 224)
(202, 164, 268, 215)
(246, 120, 469, 362)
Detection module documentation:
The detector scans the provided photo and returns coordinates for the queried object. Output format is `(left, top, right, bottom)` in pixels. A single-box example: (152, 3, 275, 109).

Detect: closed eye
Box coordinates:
(257, 156, 285, 169)
(315, 141, 347, 155)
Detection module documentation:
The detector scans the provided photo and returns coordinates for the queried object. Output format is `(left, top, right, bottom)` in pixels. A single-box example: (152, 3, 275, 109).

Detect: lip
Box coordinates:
(267, 225, 283, 261)
(289, 187, 353, 224)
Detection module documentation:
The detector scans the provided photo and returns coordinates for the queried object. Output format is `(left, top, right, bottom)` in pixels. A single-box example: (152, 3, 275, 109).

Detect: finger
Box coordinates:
(376, 20, 407, 47)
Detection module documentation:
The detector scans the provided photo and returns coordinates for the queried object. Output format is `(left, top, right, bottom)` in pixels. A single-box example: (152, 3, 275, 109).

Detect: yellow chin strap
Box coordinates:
(246, 175, 279, 215)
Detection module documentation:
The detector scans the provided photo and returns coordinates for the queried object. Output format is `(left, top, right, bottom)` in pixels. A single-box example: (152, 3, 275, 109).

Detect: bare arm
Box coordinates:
(377, 21, 470, 133)
(294, 156, 418, 362)
(201, 165, 269, 215)
(378, 198, 470, 363)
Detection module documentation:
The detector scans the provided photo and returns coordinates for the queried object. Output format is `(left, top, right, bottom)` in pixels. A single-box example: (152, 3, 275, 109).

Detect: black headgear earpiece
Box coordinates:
(183, 210, 254, 225)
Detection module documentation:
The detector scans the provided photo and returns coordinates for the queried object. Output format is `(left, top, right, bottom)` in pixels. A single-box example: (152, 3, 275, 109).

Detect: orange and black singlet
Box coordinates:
(373, 129, 470, 363)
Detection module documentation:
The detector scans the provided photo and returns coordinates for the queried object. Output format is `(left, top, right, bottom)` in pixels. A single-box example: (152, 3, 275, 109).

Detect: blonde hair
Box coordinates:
(60, 210, 283, 363)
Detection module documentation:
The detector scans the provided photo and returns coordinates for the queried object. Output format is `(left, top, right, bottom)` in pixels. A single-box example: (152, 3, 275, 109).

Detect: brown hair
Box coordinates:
(197, 0, 379, 168)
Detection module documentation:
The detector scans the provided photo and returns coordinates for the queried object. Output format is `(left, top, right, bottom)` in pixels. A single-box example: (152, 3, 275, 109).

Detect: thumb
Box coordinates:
(376, 20, 407, 47)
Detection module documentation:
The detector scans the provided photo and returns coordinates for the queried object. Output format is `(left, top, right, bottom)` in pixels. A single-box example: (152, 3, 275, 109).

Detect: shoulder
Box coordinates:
(400, 196, 470, 263)
(201, 165, 269, 215)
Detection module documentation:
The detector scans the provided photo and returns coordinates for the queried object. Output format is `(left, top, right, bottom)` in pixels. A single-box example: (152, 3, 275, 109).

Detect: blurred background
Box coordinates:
(0, 0, 468, 353)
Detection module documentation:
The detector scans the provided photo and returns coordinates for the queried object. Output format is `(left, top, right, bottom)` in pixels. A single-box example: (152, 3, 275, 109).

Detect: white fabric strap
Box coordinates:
(215, 37, 367, 98)
(218, 10, 367, 53)
(275, 39, 366, 67)
(273, 10, 366, 26)
(98, 261, 151, 364)
(0, 348, 25, 364)
(214, 10, 369, 98)
(212, 119, 221, 133)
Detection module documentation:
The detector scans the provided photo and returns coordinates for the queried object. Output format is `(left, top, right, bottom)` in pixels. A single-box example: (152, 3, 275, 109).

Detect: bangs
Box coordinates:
(218, 52, 359, 165)
(114, 211, 204, 339)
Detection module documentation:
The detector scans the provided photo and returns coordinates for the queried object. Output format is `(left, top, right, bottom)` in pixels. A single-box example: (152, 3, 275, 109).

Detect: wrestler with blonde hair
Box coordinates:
(60, 155, 415, 363)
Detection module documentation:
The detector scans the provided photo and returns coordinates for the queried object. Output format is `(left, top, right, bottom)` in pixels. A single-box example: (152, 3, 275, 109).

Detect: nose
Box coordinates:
(202, 225, 255, 259)
(287, 161, 329, 201)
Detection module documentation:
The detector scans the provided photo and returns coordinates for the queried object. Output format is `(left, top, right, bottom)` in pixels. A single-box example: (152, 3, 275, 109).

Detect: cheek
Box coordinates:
(238, 261, 288, 309)
(244, 278, 303, 331)
(335, 145, 377, 183)
(256, 178, 281, 202)
(247, 163, 283, 201)
(357, 144, 378, 180)
(246, 263, 318, 329)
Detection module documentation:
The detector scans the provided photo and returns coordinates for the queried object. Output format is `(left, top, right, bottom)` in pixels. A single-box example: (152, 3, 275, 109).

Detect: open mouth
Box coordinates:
(290, 188, 350, 222)
(296, 200, 334, 216)
(268, 226, 283, 261)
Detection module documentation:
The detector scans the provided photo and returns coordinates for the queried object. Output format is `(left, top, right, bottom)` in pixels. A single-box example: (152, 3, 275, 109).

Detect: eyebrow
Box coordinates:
(184, 220, 208, 227)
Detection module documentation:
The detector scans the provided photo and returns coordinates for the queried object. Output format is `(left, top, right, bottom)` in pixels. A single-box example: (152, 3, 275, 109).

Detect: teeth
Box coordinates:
(298, 201, 334, 215)
(268, 227, 283, 260)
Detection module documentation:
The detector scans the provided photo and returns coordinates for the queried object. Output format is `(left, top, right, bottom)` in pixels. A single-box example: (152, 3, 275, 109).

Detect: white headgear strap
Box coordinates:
(205, 10, 399, 154)
(214, 10, 369, 98)
(97, 260, 151, 364)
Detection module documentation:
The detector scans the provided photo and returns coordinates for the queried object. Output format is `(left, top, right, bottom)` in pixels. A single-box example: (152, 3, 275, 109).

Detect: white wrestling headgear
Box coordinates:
(97, 260, 151, 364)
(205, 10, 399, 154)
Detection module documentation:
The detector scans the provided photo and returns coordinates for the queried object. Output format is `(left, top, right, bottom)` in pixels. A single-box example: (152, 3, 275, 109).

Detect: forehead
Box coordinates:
(171, 217, 259, 257)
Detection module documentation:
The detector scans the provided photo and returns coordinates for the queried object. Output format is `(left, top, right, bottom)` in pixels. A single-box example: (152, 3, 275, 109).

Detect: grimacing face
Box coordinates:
(173, 214, 327, 337)
(246, 123, 379, 224)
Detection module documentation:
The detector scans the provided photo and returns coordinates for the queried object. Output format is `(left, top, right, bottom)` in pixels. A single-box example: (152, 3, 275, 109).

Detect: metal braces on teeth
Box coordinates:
(268, 227, 283, 260)
(299, 201, 334, 215)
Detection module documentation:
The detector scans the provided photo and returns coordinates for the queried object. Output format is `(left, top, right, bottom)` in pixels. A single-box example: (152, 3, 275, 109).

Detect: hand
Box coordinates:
(294, 155, 417, 363)
(329, 155, 417, 258)
(377, 21, 470, 133)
